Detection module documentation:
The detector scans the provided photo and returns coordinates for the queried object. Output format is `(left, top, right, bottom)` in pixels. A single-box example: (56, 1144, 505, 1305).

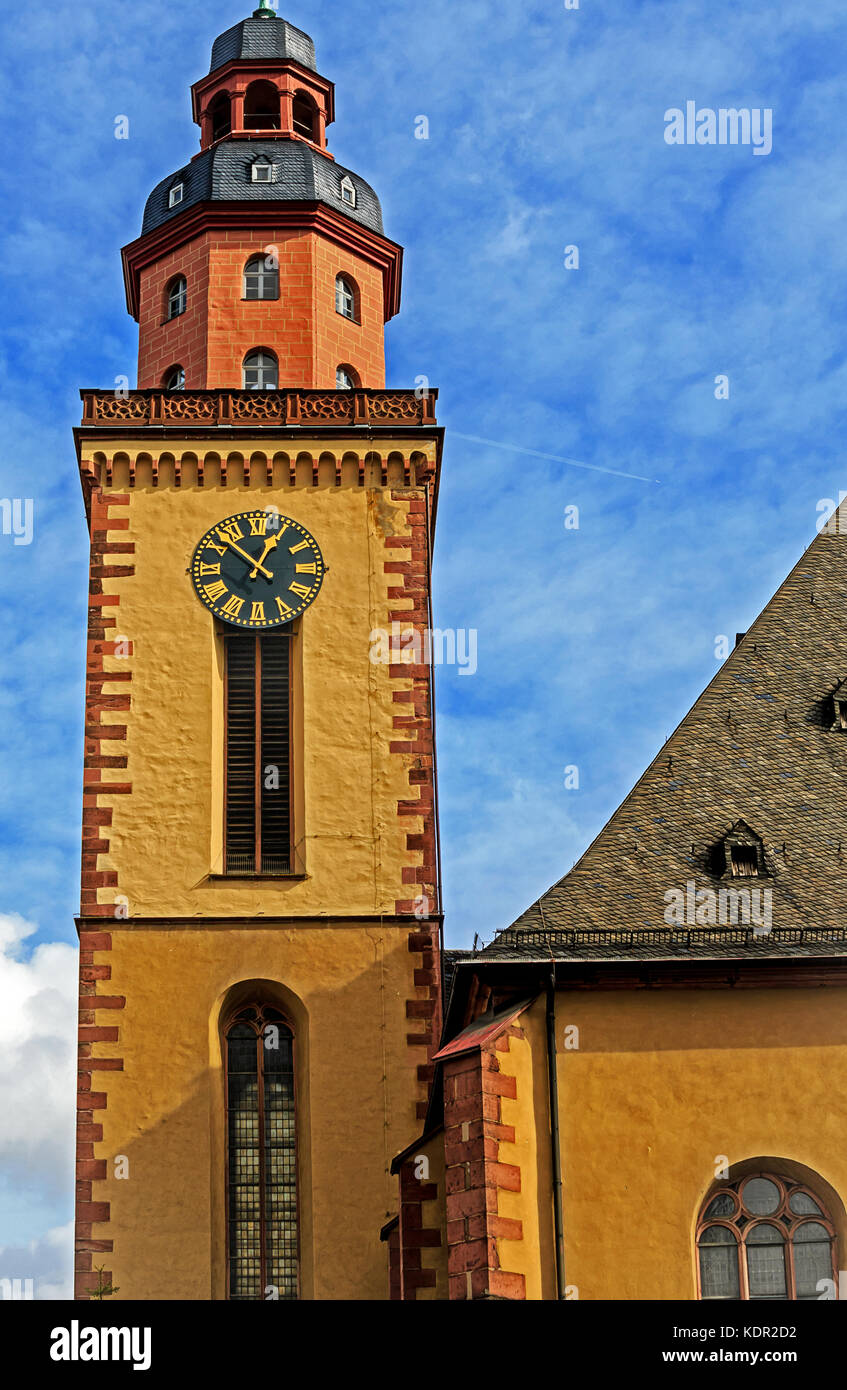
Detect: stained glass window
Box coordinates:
(697, 1173, 835, 1300)
(226, 1005, 298, 1299)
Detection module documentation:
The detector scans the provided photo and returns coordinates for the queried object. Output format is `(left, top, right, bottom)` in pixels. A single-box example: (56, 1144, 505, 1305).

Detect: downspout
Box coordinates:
(546, 967, 567, 1299)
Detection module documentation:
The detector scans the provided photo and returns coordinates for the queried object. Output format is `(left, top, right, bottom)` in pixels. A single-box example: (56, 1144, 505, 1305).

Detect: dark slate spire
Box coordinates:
(210, 9, 317, 76)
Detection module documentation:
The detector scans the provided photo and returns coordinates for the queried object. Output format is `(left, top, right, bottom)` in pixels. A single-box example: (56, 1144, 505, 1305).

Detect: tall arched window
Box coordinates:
(243, 254, 279, 301)
(697, 1172, 836, 1300)
(292, 91, 317, 141)
(225, 1003, 298, 1299)
(335, 274, 357, 321)
(163, 365, 185, 391)
(244, 80, 280, 130)
(243, 349, 278, 390)
(209, 91, 232, 141)
(166, 275, 187, 320)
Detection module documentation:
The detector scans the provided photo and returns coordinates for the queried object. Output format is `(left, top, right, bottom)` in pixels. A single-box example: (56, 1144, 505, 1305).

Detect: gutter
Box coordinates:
(546, 969, 566, 1300)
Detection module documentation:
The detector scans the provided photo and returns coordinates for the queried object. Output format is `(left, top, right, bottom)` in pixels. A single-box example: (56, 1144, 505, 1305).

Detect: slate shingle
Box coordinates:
(209, 16, 316, 75)
(140, 139, 384, 237)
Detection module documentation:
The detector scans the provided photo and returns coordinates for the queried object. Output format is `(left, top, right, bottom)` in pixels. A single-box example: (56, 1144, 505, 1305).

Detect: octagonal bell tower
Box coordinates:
(123, 1, 402, 393)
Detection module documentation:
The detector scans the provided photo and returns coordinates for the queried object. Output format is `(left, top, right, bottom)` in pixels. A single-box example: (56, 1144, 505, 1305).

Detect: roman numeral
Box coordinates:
(216, 520, 244, 544)
(199, 562, 221, 576)
(221, 594, 245, 617)
(251, 601, 266, 622)
(295, 562, 317, 575)
(203, 580, 228, 602)
(288, 581, 312, 599)
(205, 541, 227, 557)
(275, 597, 293, 618)
(248, 515, 268, 536)
(289, 539, 311, 554)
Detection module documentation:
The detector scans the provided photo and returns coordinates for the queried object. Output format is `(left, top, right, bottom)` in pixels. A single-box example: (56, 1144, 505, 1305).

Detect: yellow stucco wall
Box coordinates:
(85, 448, 435, 919)
(89, 925, 421, 1299)
(552, 987, 847, 1300)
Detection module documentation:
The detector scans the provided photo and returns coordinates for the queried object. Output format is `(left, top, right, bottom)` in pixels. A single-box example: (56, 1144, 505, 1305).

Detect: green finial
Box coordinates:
(253, 0, 276, 16)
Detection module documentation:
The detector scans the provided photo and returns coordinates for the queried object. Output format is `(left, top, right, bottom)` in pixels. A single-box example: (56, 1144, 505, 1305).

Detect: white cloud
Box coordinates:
(0, 914, 76, 1297)
(0, 1220, 74, 1301)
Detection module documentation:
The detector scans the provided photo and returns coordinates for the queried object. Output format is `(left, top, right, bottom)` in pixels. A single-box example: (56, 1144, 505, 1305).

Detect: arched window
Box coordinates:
(292, 92, 317, 141)
(225, 1003, 298, 1299)
(243, 349, 278, 391)
(244, 80, 280, 130)
(209, 91, 231, 142)
(336, 365, 359, 390)
(164, 365, 185, 391)
(166, 275, 186, 320)
(243, 254, 279, 301)
(697, 1173, 836, 1300)
(335, 274, 357, 322)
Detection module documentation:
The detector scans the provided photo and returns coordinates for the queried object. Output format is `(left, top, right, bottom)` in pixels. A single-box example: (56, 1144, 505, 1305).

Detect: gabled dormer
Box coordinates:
(709, 820, 767, 879)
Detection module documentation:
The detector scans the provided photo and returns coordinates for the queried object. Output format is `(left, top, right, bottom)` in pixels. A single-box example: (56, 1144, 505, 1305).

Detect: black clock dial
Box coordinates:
(190, 511, 325, 629)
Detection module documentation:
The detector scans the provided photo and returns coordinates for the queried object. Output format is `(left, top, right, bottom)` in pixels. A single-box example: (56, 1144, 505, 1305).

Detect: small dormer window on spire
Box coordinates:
(340, 176, 356, 209)
(251, 156, 275, 184)
(169, 182, 184, 208)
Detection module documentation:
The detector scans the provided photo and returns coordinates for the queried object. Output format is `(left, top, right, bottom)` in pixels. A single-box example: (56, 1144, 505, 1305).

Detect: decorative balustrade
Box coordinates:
(80, 388, 438, 429)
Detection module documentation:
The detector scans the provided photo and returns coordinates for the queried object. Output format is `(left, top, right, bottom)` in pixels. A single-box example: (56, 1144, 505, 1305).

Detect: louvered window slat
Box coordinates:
(225, 633, 291, 874)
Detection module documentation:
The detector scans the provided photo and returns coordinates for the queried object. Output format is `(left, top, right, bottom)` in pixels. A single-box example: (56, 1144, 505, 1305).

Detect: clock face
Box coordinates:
(190, 510, 325, 629)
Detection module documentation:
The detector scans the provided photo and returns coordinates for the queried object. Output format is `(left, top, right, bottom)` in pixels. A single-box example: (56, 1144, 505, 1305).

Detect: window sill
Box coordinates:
(207, 872, 308, 882)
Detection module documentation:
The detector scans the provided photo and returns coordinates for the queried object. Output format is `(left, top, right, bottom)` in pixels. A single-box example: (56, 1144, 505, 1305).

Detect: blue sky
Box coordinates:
(1, 0, 846, 1293)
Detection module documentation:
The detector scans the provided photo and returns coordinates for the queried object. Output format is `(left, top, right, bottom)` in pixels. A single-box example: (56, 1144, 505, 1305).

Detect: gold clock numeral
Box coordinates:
(205, 541, 228, 557)
(216, 520, 244, 545)
(203, 579, 228, 602)
(295, 562, 317, 575)
(275, 597, 293, 618)
(289, 581, 312, 599)
(251, 601, 266, 622)
(221, 594, 245, 618)
(248, 515, 268, 536)
(199, 562, 221, 576)
(289, 539, 311, 554)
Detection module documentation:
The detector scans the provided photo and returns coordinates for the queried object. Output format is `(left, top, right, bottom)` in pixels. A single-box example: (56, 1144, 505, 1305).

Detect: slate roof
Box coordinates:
(482, 519, 847, 955)
(141, 140, 384, 237)
(209, 15, 316, 75)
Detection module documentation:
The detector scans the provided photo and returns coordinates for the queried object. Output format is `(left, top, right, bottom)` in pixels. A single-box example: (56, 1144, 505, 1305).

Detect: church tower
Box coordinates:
(73, 3, 443, 1301)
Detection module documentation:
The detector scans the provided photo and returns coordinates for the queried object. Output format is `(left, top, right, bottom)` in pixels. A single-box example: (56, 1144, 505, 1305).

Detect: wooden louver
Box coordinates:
(225, 633, 291, 874)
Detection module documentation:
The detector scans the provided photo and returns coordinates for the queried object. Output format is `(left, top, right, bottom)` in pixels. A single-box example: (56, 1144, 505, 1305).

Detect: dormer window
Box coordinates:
(829, 679, 847, 730)
(169, 182, 184, 208)
(708, 820, 766, 879)
(340, 176, 356, 208)
(251, 157, 274, 184)
(730, 846, 758, 879)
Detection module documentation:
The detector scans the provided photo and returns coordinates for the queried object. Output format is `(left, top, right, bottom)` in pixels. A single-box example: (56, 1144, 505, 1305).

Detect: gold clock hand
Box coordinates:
(249, 530, 282, 579)
(224, 537, 273, 580)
